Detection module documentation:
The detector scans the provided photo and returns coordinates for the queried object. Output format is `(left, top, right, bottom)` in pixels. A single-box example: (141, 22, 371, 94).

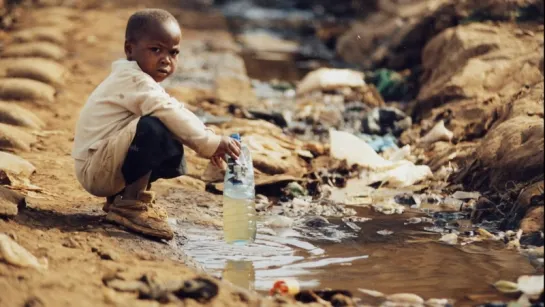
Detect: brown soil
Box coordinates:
(0, 1, 313, 306)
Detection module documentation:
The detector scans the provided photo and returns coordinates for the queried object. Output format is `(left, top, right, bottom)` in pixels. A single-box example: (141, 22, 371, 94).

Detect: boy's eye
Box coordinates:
(171, 50, 179, 56)
(150, 47, 160, 53)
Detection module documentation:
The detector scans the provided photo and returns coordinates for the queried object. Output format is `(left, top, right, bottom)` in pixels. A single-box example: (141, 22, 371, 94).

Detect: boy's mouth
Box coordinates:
(157, 68, 169, 75)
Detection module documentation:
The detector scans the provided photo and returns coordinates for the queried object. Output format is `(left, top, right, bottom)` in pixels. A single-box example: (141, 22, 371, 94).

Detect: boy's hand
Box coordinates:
(213, 136, 241, 160)
(210, 155, 225, 169)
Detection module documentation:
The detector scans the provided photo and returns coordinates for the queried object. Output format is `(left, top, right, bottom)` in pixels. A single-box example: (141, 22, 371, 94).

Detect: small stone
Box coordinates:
(62, 237, 81, 249)
(377, 230, 393, 236)
(386, 293, 424, 304)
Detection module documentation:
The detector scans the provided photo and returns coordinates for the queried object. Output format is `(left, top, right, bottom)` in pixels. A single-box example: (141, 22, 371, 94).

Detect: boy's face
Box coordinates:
(125, 20, 181, 83)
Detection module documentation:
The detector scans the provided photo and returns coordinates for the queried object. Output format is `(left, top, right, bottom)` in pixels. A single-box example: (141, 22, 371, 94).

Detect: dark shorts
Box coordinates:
(121, 116, 186, 185)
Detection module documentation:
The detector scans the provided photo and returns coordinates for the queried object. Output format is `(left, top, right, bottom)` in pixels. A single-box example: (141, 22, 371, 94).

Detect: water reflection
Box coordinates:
(223, 260, 256, 291)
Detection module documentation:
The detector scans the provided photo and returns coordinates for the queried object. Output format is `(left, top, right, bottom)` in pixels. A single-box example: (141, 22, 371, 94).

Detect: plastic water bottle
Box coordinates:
(223, 133, 256, 245)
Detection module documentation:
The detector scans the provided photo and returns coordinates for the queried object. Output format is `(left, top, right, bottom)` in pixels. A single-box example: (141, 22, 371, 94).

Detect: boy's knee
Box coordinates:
(137, 116, 168, 137)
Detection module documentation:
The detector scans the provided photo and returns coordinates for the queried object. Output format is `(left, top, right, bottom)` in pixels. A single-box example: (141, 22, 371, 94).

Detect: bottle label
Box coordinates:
(226, 154, 249, 185)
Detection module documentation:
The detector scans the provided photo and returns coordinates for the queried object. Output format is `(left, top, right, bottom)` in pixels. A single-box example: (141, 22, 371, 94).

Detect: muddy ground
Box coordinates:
(0, 0, 543, 306)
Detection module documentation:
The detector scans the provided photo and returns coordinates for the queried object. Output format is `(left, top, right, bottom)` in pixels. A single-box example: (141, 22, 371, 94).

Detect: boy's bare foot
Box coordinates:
(104, 192, 173, 240)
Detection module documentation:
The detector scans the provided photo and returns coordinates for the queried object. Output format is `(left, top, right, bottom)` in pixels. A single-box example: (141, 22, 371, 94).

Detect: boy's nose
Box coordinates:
(160, 55, 171, 65)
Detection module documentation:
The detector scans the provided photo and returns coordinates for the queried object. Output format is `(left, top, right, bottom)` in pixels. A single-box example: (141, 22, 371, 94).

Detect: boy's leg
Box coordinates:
(121, 115, 185, 194)
(106, 116, 184, 240)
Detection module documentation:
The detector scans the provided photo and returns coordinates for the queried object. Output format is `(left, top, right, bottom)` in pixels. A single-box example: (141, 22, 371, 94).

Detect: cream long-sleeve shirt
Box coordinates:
(72, 59, 221, 161)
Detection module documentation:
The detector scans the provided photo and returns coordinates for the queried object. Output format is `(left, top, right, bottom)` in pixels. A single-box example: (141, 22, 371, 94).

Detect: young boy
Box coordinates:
(72, 9, 240, 240)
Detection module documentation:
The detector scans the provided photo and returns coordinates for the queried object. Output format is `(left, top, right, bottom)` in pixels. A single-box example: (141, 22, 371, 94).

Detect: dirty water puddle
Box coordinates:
(169, 207, 536, 305)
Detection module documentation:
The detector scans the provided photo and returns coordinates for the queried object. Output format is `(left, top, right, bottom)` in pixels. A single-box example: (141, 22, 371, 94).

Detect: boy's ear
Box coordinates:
(124, 40, 133, 59)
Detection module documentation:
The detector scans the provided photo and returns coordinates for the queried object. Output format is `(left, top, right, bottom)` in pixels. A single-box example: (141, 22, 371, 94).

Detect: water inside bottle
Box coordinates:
(223, 143, 256, 245)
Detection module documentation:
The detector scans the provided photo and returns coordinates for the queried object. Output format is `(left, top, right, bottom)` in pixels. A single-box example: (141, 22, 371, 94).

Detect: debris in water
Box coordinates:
(452, 191, 481, 200)
(426, 298, 451, 306)
(493, 280, 520, 294)
(358, 288, 384, 297)
(439, 233, 458, 245)
(342, 216, 372, 223)
(264, 215, 294, 228)
(517, 275, 544, 298)
(386, 293, 424, 304)
(270, 278, 300, 295)
(377, 230, 394, 236)
(373, 200, 405, 215)
(0, 233, 46, 270)
(405, 217, 422, 225)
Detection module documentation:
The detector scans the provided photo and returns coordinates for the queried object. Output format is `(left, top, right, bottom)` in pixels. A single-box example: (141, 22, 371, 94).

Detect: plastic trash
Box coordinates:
(419, 120, 453, 145)
(329, 129, 432, 188)
(296, 68, 365, 95)
(270, 278, 300, 296)
(361, 107, 412, 136)
(223, 133, 256, 245)
(358, 133, 398, 152)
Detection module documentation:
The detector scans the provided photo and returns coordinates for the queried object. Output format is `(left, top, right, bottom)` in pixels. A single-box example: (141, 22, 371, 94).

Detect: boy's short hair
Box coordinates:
(125, 9, 178, 42)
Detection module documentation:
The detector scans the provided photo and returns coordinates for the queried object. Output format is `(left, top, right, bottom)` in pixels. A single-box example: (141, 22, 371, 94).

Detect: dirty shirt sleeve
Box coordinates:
(128, 76, 221, 158)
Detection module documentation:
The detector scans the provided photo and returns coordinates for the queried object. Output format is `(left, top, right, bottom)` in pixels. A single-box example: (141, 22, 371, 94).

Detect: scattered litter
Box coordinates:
(377, 230, 394, 236)
(264, 216, 294, 229)
(283, 182, 307, 198)
(386, 293, 424, 304)
(361, 107, 412, 136)
(426, 298, 451, 306)
(359, 133, 398, 152)
(439, 233, 458, 245)
(0, 233, 46, 270)
(452, 191, 481, 200)
(270, 278, 300, 295)
(517, 275, 544, 297)
(342, 216, 372, 223)
(358, 288, 384, 297)
(330, 129, 433, 188)
(493, 275, 544, 300)
(373, 200, 405, 215)
(296, 68, 365, 96)
(493, 280, 520, 294)
(419, 120, 453, 145)
(405, 217, 423, 225)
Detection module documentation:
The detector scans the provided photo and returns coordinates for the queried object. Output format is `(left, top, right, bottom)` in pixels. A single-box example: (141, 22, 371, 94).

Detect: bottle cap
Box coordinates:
(230, 133, 241, 141)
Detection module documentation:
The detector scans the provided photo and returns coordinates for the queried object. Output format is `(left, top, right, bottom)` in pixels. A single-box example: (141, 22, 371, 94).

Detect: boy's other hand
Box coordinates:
(213, 136, 241, 160)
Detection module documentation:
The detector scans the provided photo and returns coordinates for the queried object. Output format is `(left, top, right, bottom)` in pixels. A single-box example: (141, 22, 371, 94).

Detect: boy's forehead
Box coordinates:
(138, 19, 181, 44)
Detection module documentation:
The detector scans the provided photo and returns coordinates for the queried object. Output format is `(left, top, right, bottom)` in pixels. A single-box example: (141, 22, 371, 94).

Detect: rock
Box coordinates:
(0, 78, 56, 103)
(454, 114, 543, 191)
(173, 277, 219, 303)
(4, 58, 67, 86)
(0, 151, 36, 182)
(0, 101, 45, 129)
(11, 27, 66, 45)
(0, 186, 25, 217)
(336, 0, 458, 70)
(1, 42, 67, 61)
(414, 23, 543, 141)
(0, 233, 46, 270)
(173, 176, 206, 191)
(521, 206, 544, 233)
(0, 123, 37, 152)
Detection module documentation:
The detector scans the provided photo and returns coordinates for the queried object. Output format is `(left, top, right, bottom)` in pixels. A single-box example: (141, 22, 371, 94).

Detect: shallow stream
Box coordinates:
(174, 206, 537, 305)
